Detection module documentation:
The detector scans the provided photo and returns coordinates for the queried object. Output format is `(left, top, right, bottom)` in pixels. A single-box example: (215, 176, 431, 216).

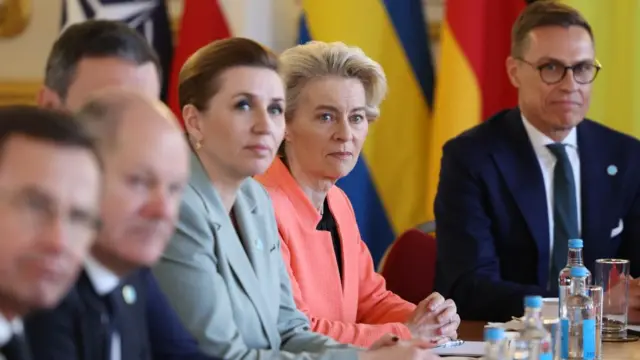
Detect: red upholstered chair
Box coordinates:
(378, 227, 437, 305)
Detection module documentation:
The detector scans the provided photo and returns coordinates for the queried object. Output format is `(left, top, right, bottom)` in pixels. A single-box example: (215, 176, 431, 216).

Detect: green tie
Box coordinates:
(546, 143, 579, 284)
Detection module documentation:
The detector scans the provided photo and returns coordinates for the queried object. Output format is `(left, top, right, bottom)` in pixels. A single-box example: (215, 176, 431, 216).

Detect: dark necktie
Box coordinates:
(102, 287, 122, 360)
(0, 333, 32, 360)
(547, 143, 579, 283)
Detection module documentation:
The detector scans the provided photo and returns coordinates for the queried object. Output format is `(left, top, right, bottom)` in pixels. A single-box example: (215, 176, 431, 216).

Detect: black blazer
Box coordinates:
(24, 268, 220, 360)
(24, 269, 151, 360)
(434, 108, 640, 321)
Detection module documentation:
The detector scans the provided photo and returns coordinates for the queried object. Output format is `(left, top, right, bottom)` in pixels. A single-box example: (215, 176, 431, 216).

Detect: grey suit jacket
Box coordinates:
(152, 153, 360, 360)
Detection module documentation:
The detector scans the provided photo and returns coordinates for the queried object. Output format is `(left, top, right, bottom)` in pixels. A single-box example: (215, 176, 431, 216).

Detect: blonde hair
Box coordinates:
(279, 41, 387, 121)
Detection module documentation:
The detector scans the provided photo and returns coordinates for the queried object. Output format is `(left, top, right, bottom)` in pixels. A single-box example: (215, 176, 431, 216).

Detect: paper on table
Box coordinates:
(432, 341, 485, 357)
(628, 324, 640, 332)
(487, 319, 524, 330)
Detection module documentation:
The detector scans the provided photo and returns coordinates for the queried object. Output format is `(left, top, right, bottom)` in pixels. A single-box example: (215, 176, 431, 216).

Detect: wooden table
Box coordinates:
(458, 321, 640, 359)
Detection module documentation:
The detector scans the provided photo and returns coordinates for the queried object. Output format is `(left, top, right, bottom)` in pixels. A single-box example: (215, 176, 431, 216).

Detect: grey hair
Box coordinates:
(279, 41, 387, 121)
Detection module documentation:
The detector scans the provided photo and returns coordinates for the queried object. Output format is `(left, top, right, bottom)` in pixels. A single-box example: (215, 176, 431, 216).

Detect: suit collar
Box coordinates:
(521, 114, 577, 150)
(188, 151, 258, 224)
(0, 312, 22, 347)
(258, 157, 322, 229)
(493, 108, 550, 286)
(577, 121, 613, 249)
(187, 151, 278, 348)
(83, 255, 120, 296)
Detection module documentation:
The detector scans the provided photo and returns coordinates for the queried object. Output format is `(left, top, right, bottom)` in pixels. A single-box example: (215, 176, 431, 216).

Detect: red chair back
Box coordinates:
(379, 229, 437, 305)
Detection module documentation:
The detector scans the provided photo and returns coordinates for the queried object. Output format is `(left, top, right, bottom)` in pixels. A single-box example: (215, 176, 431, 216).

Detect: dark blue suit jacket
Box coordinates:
(24, 268, 219, 360)
(434, 108, 640, 322)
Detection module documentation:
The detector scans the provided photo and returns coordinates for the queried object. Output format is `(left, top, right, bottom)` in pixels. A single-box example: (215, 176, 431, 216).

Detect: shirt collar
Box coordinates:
(83, 255, 121, 296)
(521, 114, 578, 155)
(0, 312, 23, 347)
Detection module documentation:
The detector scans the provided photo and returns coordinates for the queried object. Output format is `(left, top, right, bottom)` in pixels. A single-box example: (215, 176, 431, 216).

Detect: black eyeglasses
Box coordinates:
(516, 58, 602, 85)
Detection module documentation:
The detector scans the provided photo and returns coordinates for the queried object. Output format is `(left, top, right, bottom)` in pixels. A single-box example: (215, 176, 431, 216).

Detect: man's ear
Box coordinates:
(506, 56, 521, 88)
(37, 86, 65, 111)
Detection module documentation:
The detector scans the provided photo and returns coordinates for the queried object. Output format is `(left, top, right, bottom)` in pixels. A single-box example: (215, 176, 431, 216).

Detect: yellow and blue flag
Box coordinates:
(561, 1, 640, 138)
(299, 0, 434, 265)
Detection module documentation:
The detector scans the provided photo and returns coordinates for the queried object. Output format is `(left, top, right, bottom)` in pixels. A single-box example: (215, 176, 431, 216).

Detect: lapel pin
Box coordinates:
(122, 285, 137, 305)
(255, 238, 263, 251)
(607, 165, 618, 176)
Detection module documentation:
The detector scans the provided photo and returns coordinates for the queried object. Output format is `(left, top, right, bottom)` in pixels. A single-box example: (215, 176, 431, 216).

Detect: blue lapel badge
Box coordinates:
(255, 238, 264, 251)
(607, 165, 618, 176)
(122, 285, 137, 305)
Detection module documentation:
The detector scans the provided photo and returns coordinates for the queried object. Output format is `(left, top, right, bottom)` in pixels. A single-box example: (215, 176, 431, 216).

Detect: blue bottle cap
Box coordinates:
(484, 326, 505, 341)
(524, 295, 543, 308)
(568, 239, 583, 249)
(570, 266, 588, 277)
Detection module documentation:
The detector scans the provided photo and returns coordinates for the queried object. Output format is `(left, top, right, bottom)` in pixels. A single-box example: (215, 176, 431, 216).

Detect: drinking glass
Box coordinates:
(595, 259, 629, 340)
(586, 285, 603, 359)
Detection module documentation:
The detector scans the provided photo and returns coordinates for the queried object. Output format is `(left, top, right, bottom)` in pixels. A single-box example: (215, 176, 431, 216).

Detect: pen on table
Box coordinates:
(435, 339, 465, 348)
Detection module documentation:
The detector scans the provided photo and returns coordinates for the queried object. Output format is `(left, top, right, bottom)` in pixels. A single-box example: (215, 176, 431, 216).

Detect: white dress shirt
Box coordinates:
(84, 256, 121, 360)
(0, 312, 23, 348)
(521, 116, 582, 261)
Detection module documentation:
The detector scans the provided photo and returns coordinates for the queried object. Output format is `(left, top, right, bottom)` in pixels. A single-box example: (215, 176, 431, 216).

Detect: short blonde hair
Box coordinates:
(279, 41, 387, 121)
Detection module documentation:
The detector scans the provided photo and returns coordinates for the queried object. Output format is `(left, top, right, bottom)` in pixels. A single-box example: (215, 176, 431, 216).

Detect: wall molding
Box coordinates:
(0, 79, 41, 106)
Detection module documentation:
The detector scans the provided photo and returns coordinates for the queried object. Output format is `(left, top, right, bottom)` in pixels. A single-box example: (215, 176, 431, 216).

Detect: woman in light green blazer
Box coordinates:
(151, 37, 441, 360)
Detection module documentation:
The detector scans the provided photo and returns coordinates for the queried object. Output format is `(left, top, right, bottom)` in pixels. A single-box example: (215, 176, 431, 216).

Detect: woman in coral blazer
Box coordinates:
(255, 41, 461, 348)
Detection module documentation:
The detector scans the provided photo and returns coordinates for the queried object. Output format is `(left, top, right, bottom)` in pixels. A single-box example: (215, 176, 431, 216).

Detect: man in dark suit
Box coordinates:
(434, 1, 640, 322)
(24, 87, 219, 359)
(0, 106, 102, 360)
(27, 20, 222, 359)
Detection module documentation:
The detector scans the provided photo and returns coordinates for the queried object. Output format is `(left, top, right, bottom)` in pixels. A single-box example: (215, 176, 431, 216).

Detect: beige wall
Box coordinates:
(0, 0, 61, 80)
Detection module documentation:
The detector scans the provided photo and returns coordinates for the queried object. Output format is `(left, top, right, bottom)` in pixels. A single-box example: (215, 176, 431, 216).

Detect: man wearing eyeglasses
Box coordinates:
(0, 106, 102, 360)
(434, 1, 640, 322)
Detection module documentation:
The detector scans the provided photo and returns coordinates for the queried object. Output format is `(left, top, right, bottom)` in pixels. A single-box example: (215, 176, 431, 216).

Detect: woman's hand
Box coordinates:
(405, 292, 461, 343)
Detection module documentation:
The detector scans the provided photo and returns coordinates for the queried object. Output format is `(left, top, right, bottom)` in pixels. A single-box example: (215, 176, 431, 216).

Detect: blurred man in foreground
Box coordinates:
(0, 106, 101, 360)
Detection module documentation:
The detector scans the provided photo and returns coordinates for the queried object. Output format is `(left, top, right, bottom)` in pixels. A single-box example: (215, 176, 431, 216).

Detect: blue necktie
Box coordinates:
(547, 143, 579, 283)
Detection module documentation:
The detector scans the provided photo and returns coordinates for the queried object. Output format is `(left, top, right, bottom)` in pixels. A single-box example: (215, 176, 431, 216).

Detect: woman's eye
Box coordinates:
(351, 114, 365, 123)
(268, 104, 283, 116)
(235, 100, 250, 111)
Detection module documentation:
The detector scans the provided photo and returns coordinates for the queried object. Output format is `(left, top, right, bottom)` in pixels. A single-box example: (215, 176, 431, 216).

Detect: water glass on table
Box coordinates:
(586, 285, 603, 359)
(594, 258, 636, 341)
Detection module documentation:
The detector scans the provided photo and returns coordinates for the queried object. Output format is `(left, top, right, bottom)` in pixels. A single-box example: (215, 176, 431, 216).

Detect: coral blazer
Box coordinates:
(255, 158, 415, 347)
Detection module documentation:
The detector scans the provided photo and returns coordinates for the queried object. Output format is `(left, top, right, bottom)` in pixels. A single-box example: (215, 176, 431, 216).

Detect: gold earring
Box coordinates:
(194, 140, 202, 150)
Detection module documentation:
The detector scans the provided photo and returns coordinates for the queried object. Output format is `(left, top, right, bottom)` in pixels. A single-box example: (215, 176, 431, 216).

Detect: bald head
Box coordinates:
(76, 88, 180, 151)
(75, 88, 190, 275)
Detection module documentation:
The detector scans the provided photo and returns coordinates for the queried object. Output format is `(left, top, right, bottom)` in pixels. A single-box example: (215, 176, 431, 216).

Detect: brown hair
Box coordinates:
(511, 0, 594, 57)
(178, 37, 279, 111)
(45, 20, 161, 100)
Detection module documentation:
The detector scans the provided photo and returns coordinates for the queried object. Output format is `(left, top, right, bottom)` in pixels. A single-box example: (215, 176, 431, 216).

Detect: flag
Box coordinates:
(425, 0, 529, 221)
(167, 0, 231, 122)
(561, 1, 640, 138)
(218, 0, 297, 53)
(299, 0, 435, 265)
(61, 0, 173, 102)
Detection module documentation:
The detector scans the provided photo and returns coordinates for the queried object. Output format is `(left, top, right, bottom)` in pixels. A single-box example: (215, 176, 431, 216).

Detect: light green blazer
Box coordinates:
(152, 153, 360, 360)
